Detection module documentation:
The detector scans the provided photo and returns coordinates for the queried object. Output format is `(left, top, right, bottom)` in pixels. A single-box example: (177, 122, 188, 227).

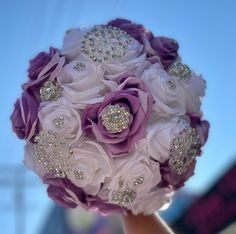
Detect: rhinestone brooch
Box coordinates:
(34, 130, 73, 178)
(167, 62, 192, 81)
(52, 115, 65, 128)
(112, 188, 136, 207)
(73, 62, 85, 71)
(101, 104, 130, 133)
(39, 80, 62, 102)
(168, 127, 201, 175)
(81, 25, 132, 63)
(133, 176, 145, 186)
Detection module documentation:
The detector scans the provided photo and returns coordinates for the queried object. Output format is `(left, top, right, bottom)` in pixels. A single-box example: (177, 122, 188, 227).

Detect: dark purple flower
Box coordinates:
(148, 36, 179, 68)
(10, 91, 39, 140)
(43, 174, 87, 209)
(22, 51, 65, 103)
(28, 47, 58, 81)
(160, 160, 196, 190)
(188, 113, 210, 146)
(108, 18, 153, 43)
(82, 75, 154, 156)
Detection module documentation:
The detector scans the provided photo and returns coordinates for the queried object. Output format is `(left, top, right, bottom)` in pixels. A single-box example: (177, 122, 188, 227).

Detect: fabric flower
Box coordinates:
(188, 113, 210, 146)
(141, 63, 185, 117)
(28, 47, 58, 81)
(107, 18, 153, 43)
(38, 98, 82, 145)
(60, 25, 147, 81)
(57, 59, 107, 109)
(146, 116, 190, 163)
(145, 36, 179, 68)
(82, 75, 153, 156)
(108, 141, 162, 206)
(10, 91, 39, 140)
(68, 141, 113, 196)
(43, 174, 87, 209)
(130, 187, 173, 215)
(22, 53, 65, 103)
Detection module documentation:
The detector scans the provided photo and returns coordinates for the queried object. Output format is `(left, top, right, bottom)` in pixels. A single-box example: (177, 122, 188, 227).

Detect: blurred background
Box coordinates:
(0, 0, 236, 233)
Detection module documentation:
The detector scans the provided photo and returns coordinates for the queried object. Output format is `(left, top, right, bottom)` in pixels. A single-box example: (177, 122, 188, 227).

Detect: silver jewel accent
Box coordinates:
(112, 188, 136, 207)
(73, 62, 85, 71)
(81, 25, 132, 63)
(74, 170, 84, 180)
(166, 79, 176, 89)
(167, 62, 192, 81)
(52, 115, 65, 128)
(133, 176, 144, 186)
(101, 104, 130, 133)
(34, 130, 73, 178)
(39, 81, 61, 102)
(169, 127, 201, 175)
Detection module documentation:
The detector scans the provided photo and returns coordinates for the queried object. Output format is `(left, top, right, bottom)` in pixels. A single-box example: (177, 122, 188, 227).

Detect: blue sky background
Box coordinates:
(0, 0, 236, 233)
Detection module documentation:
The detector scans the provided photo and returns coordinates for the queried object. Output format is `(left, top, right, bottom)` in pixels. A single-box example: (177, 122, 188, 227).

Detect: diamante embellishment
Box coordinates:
(73, 62, 85, 71)
(169, 128, 201, 175)
(39, 81, 61, 102)
(101, 104, 130, 133)
(167, 62, 192, 81)
(112, 188, 136, 207)
(133, 176, 144, 186)
(166, 79, 176, 89)
(52, 115, 65, 128)
(81, 25, 132, 63)
(34, 130, 73, 178)
(74, 170, 84, 180)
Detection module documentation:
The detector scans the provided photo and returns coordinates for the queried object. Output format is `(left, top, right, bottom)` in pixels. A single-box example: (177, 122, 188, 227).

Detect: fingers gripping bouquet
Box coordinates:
(11, 19, 210, 215)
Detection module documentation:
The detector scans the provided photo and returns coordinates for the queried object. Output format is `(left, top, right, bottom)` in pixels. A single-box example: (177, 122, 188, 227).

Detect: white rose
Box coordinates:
(168, 57, 206, 114)
(103, 38, 147, 80)
(131, 187, 174, 215)
(23, 142, 46, 178)
(108, 141, 162, 207)
(146, 117, 190, 163)
(38, 98, 82, 145)
(141, 63, 186, 118)
(68, 141, 112, 196)
(57, 59, 107, 109)
(60, 28, 90, 61)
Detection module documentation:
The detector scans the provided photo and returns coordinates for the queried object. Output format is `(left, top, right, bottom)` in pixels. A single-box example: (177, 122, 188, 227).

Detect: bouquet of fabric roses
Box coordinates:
(10, 18, 210, 215)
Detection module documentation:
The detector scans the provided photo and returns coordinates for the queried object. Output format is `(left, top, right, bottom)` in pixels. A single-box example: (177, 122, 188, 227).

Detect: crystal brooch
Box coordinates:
(101, 104, 130, 133)
(169, 127, 201, 174)
(39, 80, 61, 102)
(81, 25, 132, 63)
(167, 62, 192, 81)
(112, 188, 136, 207)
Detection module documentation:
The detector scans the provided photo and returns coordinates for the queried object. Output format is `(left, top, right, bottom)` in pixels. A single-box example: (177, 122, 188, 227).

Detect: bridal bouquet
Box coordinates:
(10, 18, 210, 215)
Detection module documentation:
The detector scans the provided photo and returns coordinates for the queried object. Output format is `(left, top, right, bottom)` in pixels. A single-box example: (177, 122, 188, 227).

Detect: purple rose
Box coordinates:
(43, 174, 87, 209)
(22, 52, 65, 103)
(10, 91, 39, 140)
(82, 75, 153, 156)
(188, 113, 210, 147)
(28, 47, 58, 81)
(148, 36, 179, 68)
(108, 18, 153, 43)
(159, 160, 196, 190)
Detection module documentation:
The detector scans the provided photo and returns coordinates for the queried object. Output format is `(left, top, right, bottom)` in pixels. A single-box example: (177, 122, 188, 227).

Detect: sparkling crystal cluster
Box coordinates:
(34, 130, 73, 178)
(167, 62, 192, 80)
(169, 128, 201, 174)
(101, 104, 130, 133)
(52, 115, 65, 128)
(39, 81, 61, 102)
(73, 62, 85, 71)
(81, 25, 132, 63)
(112, 188, 136, 207)
(133, 176, 144, 186)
